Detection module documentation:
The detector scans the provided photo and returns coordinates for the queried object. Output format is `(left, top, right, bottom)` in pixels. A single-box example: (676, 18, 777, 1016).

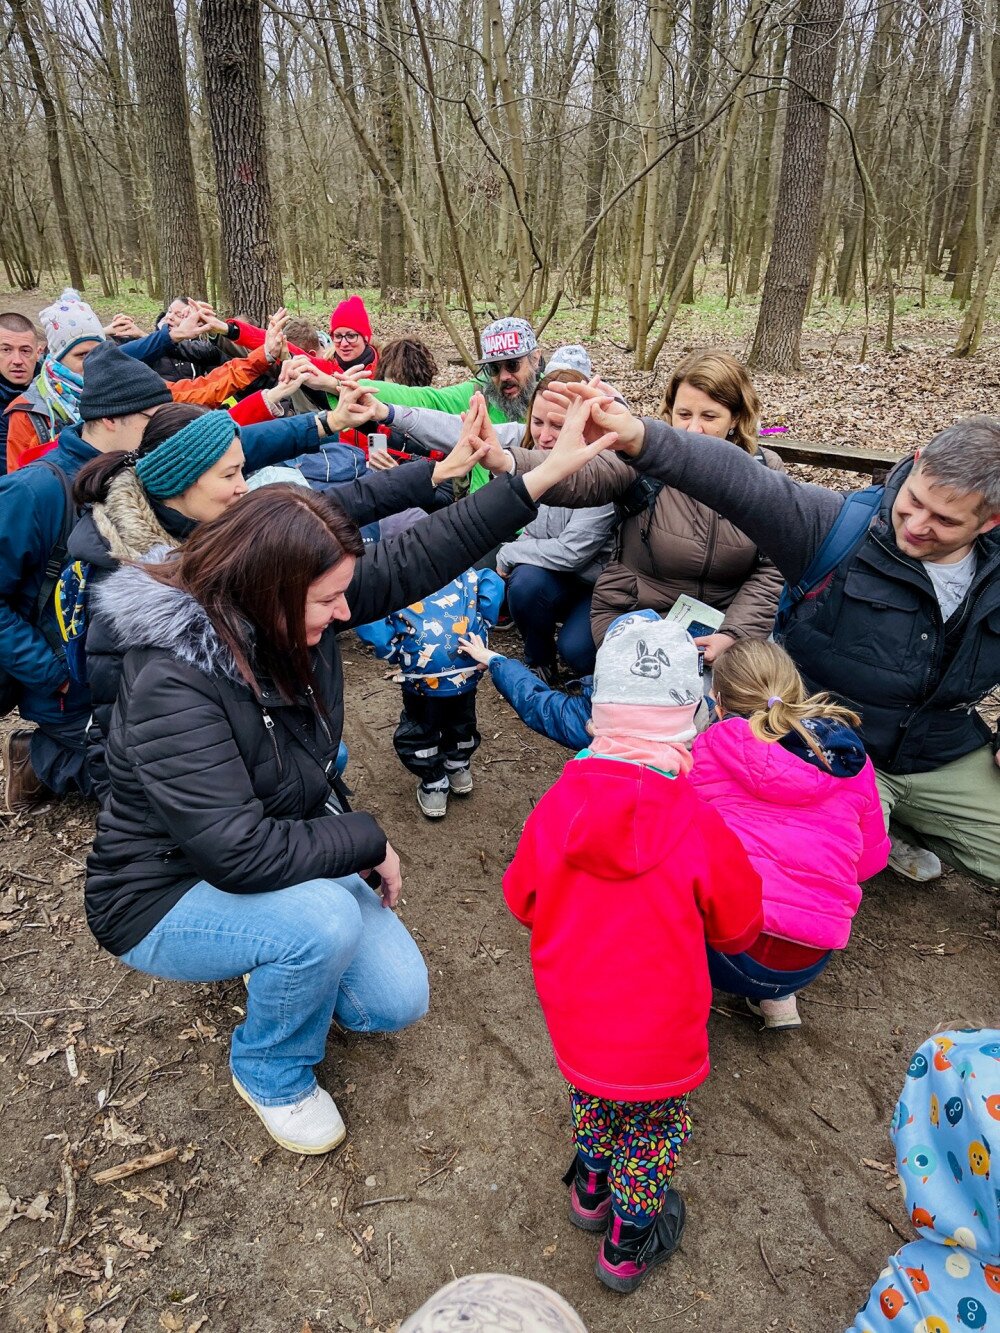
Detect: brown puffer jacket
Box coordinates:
(508, 442, 785, 645)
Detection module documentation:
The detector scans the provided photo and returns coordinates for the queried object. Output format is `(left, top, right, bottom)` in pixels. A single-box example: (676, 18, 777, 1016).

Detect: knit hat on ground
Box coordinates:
(39, 288, 105, 361)
(135, 409, 239, 499)
(592, 610, 702, 716)
(544, 344, 591, 378)
(78, 343, 174, 422)
(400, 1273, 588, 1333)
(329, 295, 372, 341)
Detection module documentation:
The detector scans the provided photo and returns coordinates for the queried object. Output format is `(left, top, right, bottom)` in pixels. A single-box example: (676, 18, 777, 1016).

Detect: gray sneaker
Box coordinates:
(888, 830, 942, 882)
(417, 783, 448, 818)
(447, 766, 474, 795)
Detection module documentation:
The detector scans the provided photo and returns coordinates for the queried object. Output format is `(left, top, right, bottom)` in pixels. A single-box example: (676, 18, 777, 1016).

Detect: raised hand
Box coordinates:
(521, 394, 619, 501)
(262, 355, 313, 413)
(264, 307, 289, 363)
(541, 377, 644, 456)
(104, 313, 146, 339)
(168, 304, 213, 343)
(326, 376, 380, 431)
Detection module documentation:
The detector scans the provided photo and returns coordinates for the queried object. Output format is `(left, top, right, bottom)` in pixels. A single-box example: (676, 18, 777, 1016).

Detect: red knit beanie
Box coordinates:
(329, 295, 372, 341)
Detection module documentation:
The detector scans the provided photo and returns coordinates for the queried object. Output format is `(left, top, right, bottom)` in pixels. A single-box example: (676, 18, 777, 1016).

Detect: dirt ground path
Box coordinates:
(1, 643, 997, 1333)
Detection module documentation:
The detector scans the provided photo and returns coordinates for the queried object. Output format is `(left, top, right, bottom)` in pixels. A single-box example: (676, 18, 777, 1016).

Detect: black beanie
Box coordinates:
(79, 343, 174, 421)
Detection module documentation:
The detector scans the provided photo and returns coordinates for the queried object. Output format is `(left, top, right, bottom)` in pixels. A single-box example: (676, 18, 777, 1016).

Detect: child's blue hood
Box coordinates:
(847, 1029, 1000, 1331)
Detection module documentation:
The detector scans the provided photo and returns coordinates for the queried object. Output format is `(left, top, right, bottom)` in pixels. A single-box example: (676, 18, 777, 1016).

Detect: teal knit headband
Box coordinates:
(135, 410, 240, 499)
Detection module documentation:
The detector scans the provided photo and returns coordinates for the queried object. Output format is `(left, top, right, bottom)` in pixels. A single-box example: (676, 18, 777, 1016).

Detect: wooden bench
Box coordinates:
(764, 437, 903, 478)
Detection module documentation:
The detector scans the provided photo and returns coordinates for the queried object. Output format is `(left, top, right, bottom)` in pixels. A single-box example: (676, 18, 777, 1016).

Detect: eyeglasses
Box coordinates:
(332, 331, 362, 344)
(487, 357, 524, 376)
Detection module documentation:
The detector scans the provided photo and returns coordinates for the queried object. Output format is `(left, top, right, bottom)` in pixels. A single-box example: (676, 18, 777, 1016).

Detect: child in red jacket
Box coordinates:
(503, 610, 763, 1294)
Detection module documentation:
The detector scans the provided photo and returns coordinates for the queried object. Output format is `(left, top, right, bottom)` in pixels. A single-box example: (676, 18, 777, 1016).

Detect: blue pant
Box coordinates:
(505, 564, 596, 675)
(706, 946, 830, 1002)
(120, 875, 429, 1105)
(29, 712, 95, 798)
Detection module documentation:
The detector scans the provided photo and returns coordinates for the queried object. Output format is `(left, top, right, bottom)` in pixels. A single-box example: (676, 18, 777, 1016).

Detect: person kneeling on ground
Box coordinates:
(690, 640, 890, 1030)
(85, 398, 620, 1154)
(535, 383, 1000, 888)
(503, 613, 763, 1294)
(846, 1028, 1000, 1331)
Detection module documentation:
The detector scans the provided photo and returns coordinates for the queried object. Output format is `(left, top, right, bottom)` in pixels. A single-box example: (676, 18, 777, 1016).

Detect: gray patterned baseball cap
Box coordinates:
(477, 316, 538, 364)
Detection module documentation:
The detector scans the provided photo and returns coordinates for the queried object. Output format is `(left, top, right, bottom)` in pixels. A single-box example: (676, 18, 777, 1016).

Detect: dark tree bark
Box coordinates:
(9, 0, 84, 289)
(749, 0, 845, 373)
(131, 0, 206, 299)
(376, 0, 406, 294)
(578, 0, 618, 296)
(668, 0, 714, 304)
(927, 3, 972, 273)
(200, 0, 282, 322)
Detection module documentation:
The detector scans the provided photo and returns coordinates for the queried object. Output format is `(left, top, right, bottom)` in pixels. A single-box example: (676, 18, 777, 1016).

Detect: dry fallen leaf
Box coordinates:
(102, 1113, 147, 1148)
(116, 1226, 162, 1257)
(25, 1046, 59, 1066)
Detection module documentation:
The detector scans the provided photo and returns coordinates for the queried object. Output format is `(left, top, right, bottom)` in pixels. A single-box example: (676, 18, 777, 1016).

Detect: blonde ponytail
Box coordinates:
(712, 640, 860, 770)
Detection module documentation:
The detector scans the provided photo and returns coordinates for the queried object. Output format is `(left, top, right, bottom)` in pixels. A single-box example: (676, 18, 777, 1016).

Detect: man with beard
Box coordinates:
(330, 316, 544, 429)
(0, 313, 42, 471)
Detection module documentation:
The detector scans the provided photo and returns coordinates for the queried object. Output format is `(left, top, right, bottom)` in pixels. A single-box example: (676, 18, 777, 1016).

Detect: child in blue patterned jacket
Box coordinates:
(357, 567, 504, 818)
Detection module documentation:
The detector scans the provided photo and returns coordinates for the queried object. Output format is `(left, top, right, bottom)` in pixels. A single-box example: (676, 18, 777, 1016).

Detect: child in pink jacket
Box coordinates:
(691, 640, 889, 1030)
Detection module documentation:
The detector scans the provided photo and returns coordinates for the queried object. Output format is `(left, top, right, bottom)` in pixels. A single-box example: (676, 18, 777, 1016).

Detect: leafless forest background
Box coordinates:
(2, 0, 1000, 372)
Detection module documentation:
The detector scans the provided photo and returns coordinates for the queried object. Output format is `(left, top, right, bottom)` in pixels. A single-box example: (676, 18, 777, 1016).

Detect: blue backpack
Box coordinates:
(772, 486, 883, 640)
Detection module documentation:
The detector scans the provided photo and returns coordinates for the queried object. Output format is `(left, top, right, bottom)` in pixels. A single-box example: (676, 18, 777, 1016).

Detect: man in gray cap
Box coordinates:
(326, 316, 547, 429)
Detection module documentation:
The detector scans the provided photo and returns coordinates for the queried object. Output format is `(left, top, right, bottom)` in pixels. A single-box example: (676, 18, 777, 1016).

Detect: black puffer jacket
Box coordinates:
(74, 459, 453, 805)
(85, 472, 538, 955)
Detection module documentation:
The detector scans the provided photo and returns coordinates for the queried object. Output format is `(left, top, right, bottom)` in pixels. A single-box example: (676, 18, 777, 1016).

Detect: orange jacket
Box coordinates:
(5, 346, 271, 472)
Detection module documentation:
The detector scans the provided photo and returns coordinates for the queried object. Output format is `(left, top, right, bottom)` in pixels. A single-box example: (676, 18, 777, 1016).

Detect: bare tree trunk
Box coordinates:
(745, 22, 787, 295)
(131, 0, 207, 298)
(668, 0, 714, 303)
(9, 0, 84, 289)
(200, 0, 283, 322)
(578, 0, 618, 296)
(749, 0, 845, 373)
(376, 0, 406, 293)
(927, 2, 971, 273)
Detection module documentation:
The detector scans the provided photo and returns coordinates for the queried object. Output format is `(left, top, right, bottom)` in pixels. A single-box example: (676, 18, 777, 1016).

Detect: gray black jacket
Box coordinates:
(630, 420, 1000, 774)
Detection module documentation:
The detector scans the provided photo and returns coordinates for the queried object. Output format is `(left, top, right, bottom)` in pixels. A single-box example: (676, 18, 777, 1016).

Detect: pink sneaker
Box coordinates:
(747, 994, 802, 1030)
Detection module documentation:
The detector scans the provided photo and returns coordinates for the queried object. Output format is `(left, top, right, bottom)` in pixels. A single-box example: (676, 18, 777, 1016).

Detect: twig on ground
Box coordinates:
(866, 1198, 908, 1241)
(757, 1235, 786, 1293)
(339, 1181, 352, 1222)
(809, 1103, 841, 1133)
(470, 922, 488, 959)
(417, 1149, 459, 1188)
(0, 950, 40, 965)
(387, 1230, 392, 1279)
(57, 1159, 76, 1247)
(3, 971, 129, 1019)
(357, 1194, 410, 1209)
(3, 867, 48, 884)
(92, 1146, 179, 1185)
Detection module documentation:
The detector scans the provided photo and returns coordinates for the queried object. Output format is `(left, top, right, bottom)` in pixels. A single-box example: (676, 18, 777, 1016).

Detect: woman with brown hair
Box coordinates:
(494, 349, 785, 661)
(83, 399, 617, 1155)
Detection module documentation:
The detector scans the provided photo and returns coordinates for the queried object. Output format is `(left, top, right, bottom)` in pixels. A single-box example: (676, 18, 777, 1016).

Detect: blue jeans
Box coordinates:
(119, 875, 429, 1105)
(29, 713, 95, 797)
(706, 946, 830, 1002)
(505, 564, 597, 675)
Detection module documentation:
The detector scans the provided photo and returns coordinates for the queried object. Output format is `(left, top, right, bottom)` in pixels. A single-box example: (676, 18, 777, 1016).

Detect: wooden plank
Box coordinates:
(764, 437, 902, 475)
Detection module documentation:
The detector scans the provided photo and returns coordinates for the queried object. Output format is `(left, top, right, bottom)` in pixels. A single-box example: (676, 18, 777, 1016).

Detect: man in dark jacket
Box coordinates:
(0, 313, 42, 470)
(0, 344, 175, 813)
(527, 393, 1000, 886)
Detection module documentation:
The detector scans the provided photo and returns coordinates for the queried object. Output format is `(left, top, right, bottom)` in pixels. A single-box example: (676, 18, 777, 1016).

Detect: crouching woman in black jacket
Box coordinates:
(85, 398, 617, 1155)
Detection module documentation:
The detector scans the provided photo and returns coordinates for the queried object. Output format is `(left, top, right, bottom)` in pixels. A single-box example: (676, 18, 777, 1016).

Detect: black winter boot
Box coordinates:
(595, 1190, 686, 1293)
(562, 1154, 612, 1232)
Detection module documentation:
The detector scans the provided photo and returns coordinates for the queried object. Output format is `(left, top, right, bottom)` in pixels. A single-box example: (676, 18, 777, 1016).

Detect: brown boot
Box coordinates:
(1, 730, 51, 816)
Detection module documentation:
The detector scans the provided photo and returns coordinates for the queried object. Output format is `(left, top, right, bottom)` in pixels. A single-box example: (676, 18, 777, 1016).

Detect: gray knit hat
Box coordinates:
(544, 344, 591, 378)
(592, 610, 702, 711)
(476, 317, 538, 364)
(400, 1273, 588, 1332)
(78, 343, 173, 421)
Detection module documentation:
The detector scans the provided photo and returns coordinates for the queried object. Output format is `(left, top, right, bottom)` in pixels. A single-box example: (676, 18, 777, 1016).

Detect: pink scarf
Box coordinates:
(588, 702, 695, 776)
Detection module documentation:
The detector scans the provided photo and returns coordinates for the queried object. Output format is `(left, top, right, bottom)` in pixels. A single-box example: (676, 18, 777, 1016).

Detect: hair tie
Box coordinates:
(767, 695, 783, 708)
(120, 450, 139, 468)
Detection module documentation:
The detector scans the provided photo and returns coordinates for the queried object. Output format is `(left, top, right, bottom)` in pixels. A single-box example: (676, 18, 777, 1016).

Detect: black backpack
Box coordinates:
(0, 460, 76, 715)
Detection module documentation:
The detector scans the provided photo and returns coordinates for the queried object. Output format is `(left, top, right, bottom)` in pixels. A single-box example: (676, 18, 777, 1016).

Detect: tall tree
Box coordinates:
(376, 0, 406, 294)
(131, 0, 207, 298)
(578, 0, 619, 297)
(8, 0, 84, 289)
(749, 0, 845, 373)
(200, 0, 282, 321)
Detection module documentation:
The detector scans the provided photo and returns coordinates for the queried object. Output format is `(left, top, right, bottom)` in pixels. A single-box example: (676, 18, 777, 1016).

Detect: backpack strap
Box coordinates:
(773, 486, 883, 638)
(31, 460, 76, 654)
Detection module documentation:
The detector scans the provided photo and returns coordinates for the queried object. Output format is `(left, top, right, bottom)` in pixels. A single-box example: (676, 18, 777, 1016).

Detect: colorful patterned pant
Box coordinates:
(569, 1086, 692, 1222)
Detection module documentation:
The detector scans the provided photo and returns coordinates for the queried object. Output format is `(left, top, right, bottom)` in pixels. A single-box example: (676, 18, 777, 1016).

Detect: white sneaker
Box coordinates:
(888, 832, 942, 882)
(747, 995, 802, 1030)
(233, 1078, 347, 1154)
(447, 766, 474, 795)
(417, 783, 448, 818)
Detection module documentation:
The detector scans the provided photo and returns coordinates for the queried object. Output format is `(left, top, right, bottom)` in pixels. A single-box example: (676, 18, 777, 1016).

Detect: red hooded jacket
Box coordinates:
(503, 755, 763, 1101)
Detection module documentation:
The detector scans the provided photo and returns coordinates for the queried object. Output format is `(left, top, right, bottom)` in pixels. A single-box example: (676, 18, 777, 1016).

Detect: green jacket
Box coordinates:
(330, 378, 509, 494)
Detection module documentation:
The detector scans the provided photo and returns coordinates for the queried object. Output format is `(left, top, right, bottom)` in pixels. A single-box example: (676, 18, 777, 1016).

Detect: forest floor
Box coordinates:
(0, 288, 998, 1332)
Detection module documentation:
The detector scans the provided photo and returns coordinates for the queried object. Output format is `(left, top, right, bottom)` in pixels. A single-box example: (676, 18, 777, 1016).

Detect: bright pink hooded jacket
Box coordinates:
(690, 717, 890, 951)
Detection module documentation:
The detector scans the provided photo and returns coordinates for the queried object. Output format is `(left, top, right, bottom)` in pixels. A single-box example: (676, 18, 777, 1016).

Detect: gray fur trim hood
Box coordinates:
(91, 559, 245, 686)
